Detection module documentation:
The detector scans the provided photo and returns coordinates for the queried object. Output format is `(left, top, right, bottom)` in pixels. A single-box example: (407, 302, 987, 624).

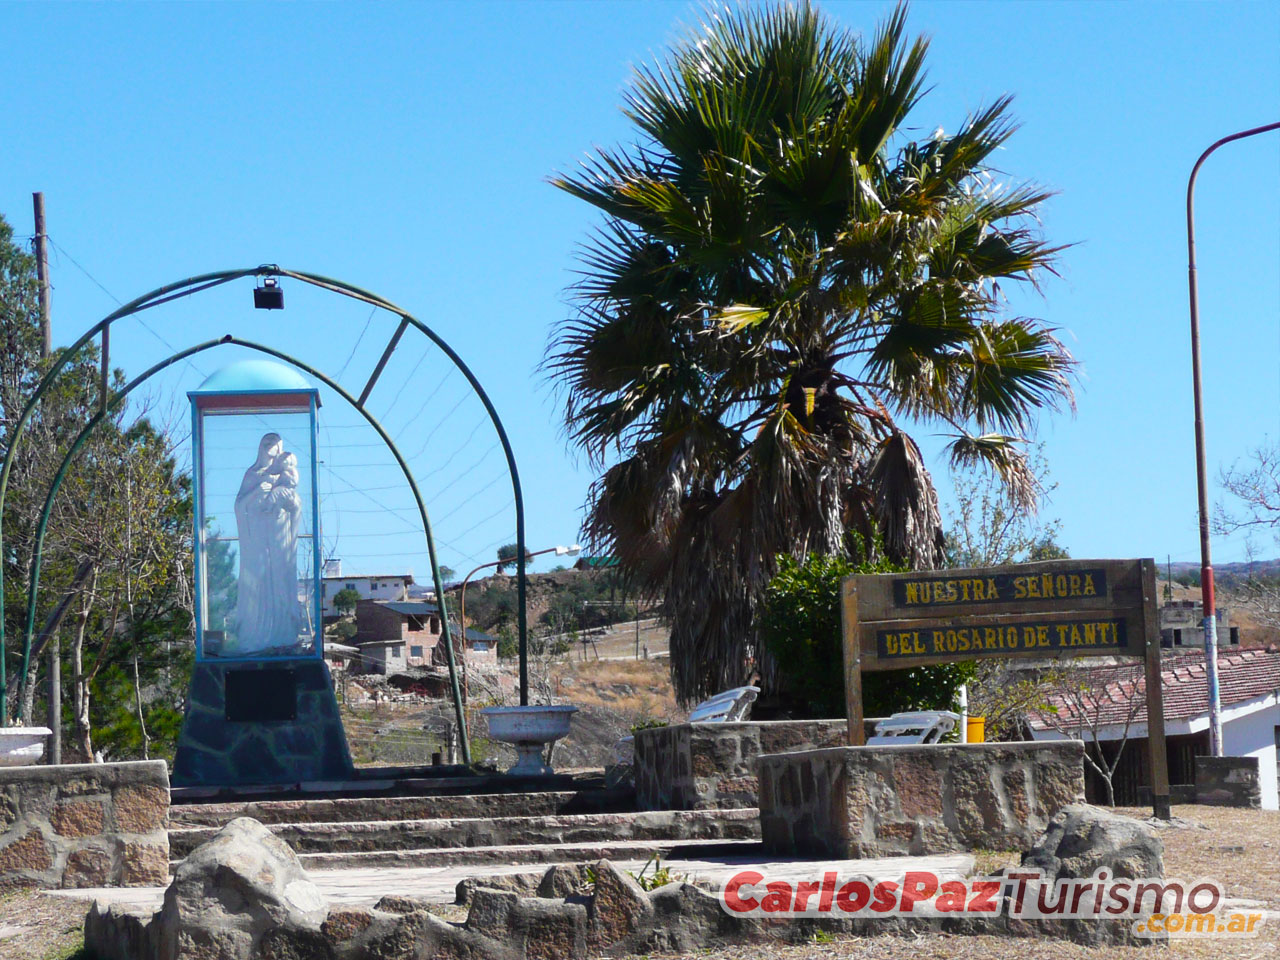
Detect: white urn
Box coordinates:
(480, 705, 577, 776)
(0, 726, 52, 767)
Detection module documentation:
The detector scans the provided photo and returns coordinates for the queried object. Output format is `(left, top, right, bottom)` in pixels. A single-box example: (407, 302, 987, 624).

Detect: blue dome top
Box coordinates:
(189, 359, 316, 396)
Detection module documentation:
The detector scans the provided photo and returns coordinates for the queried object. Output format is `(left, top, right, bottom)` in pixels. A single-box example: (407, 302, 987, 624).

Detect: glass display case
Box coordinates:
(189, 359, 322, 661)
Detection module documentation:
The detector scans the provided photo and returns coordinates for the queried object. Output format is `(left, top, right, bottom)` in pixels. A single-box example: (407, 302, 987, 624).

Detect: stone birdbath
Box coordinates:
(0, 726, 52, 766)
(480, 705, 577, 776)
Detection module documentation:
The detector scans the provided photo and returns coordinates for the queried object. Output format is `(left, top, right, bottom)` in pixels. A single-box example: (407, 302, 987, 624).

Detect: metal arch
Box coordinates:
(14, 335, 473, 762)
(0, 269, 259, 713)
(0, 265, 531, 725)
(271, 269, 531, 707)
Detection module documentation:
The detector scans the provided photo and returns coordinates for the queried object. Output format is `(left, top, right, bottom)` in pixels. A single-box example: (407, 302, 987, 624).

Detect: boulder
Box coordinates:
(509, 898, 588, 959)
(464, 886, 586, 959)
(85, 901, 159, 960)
(156, 817, 328, 960)
(536, 863, 590, 899)
(641, 881, 760, 954)
(465, 888, 521, 940)
(1010, 804, 1164, 947)
(455, 871, 540, 905)
(1021, 803, 1163, 880)
(586, 859, 653, 951)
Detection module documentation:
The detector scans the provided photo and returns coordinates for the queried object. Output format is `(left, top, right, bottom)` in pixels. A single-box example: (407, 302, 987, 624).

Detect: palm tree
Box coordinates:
(545, 2, 1074, 703)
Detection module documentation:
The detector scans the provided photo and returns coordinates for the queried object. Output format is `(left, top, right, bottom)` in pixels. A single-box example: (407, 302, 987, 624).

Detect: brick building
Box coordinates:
(353, 599, 442, 674)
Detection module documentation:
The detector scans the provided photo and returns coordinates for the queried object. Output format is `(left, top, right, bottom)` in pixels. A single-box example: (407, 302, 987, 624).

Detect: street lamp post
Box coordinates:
(455, 544, 580, 702)
(1186, 119, 1280, 757)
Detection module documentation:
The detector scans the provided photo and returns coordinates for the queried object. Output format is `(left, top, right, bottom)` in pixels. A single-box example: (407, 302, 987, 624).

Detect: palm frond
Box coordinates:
(947, 433, 1039, 509)
(547, 0, 1070, 702)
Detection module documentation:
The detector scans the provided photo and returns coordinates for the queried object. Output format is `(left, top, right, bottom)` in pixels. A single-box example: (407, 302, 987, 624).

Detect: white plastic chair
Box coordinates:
(607, 685, 761, 786)
(687, 685, 760, 723)
(866, 710, 960, 745)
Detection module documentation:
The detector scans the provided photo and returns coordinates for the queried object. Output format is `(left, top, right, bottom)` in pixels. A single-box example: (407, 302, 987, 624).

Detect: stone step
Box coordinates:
(168, 787, 634, 828)
(291, 837, 763, 871)
(169, 808, 760, 858)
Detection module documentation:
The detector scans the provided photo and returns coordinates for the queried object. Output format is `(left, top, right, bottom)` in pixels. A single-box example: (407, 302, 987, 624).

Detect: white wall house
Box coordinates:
(1159, 599, 1239, 649)
(321, 574, 413, 618)
(1029, 647, 1280, 810)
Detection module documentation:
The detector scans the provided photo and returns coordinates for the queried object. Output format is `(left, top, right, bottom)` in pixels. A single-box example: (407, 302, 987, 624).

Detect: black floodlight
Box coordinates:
(254, 277, 284, 310)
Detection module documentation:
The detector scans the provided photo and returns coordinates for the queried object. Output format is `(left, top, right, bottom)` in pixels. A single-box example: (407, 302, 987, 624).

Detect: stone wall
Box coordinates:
(758, 741, 1085, 858)
(634, 720, 848, 810)
(1195, 755, 1260, 808)
(0, 759, 168, 889)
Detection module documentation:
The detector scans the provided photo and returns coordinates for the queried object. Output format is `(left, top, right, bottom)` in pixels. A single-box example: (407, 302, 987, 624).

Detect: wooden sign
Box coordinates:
(840, 558, 1171, 819)
(852, 559, 1149, 670)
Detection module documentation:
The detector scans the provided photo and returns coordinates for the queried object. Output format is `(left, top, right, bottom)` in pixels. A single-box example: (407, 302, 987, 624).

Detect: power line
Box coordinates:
(421, 442, 500, 503)
(336, 306, 377, 381)
(323, 505, 419, 517)
(411, 417, 489, 484)
(379, 346, 434, 419)
(431, 472, 504, 518)
(391, 368, 456, 435)
(330, 528, 426, 540)
(440, 498, 514, 543)
(405, 390, 470, 459)
(48, 239, 209, 379)
(318, 464, 483, 565)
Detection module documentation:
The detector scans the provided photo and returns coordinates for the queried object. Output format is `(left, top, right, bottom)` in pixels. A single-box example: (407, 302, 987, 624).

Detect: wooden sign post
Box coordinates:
(841, 558, 1171, 819)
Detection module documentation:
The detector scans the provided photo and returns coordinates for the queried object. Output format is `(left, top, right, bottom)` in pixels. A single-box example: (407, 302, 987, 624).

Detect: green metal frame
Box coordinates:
(0, 266, 531, 755)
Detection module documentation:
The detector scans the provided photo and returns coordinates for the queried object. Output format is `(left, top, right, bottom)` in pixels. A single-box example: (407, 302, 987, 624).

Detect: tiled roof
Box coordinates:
(1028, 647, 1280, 730)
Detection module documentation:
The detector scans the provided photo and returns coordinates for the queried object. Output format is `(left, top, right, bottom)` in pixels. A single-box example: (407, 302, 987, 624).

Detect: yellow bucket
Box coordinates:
(966, 716, 986, 743)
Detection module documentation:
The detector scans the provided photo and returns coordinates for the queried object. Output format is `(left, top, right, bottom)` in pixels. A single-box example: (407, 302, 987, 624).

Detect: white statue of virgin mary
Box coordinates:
(233, 432, 305, 653)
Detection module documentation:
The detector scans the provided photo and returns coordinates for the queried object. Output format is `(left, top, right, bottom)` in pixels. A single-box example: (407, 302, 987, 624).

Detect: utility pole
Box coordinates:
(1185, 120, 1280, 757)
(32, 193, 51, 356)
(33, 192, 59, 765)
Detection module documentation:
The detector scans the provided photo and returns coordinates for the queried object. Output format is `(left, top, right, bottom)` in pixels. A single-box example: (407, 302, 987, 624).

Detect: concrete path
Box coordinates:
(45, 852, 975, 911)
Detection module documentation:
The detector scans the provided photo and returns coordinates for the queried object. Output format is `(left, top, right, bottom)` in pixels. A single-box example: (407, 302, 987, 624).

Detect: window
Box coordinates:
(345, 583, 355, 591)
(392, 645, 403, 658)
(410, 646, 423, 658)
(473, 641, 490, 652)
(407, 615, 426, 632)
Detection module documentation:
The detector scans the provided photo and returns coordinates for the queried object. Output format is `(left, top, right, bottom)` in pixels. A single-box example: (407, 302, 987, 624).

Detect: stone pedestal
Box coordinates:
(633, 719, 849, 810)
(1195, 755, 1261, 807)
(172, 659, 353, 787)
(758, 740, 1085, 858)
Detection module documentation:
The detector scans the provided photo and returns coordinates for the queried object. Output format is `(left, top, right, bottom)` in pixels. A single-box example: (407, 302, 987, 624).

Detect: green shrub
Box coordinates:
(761, 553, 974, 718)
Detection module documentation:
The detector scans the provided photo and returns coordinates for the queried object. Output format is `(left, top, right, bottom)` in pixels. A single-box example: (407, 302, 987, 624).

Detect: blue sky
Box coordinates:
(1, 1, 1277, 577)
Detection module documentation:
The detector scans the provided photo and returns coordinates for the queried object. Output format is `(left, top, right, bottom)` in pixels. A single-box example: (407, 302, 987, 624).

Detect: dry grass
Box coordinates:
(555, 657, 679, 721)
(680, 935, 1280, 959)
(684, 805, 1280, 960)
(0, 886, 87, 960)
(1115, 805, 1280, 912)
